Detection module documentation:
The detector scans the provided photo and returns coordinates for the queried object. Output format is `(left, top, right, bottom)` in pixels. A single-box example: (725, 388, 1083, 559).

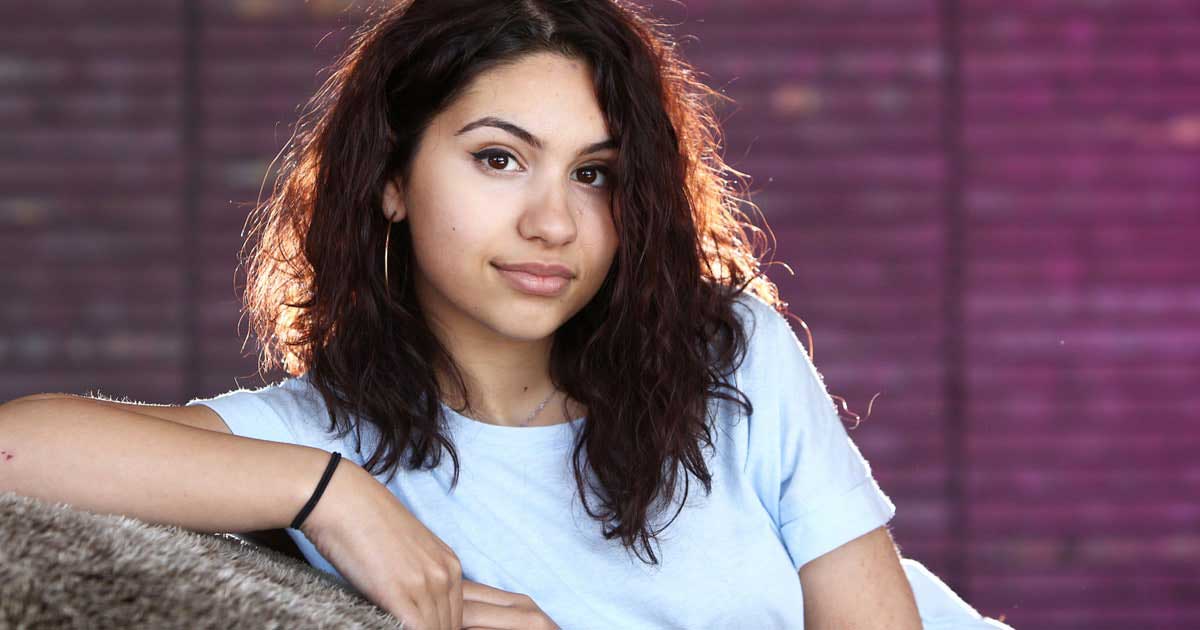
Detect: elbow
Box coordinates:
(0, 395, 71, 425)
(3, 393, 73, 407)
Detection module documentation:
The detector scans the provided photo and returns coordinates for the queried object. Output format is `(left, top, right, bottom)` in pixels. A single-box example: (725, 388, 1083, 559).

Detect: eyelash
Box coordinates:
(470, 149, 614, 190)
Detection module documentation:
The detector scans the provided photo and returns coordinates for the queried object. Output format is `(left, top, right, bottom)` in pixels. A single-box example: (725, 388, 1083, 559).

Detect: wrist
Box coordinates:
(294, 448, 359, 540)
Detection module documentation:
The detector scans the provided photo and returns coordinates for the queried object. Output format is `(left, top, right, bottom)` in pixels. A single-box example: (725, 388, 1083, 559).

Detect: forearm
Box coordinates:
(0, 397, 337, 533)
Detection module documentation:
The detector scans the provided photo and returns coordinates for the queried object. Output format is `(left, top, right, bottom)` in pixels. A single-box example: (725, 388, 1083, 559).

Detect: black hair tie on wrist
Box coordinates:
(291, 451, 342, 530)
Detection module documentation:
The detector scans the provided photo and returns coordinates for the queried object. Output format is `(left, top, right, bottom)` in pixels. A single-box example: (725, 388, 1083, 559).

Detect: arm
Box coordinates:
(799, 525, 921, 629)
(8, 392, 234, 433)
(0, 396, 351, 534)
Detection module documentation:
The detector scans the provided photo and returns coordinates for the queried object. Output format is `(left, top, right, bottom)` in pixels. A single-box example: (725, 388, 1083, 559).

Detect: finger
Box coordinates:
(450, 574, 464, 630)
(412, 587, 442, 630)
(462, 598, 531, 630)
(433, 578, 452, 630)
(391, 596, 426, 630)
(461, 579, 521, 606)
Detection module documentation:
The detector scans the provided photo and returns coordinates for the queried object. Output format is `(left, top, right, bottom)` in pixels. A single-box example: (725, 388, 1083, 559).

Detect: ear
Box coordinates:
(382, 177, 407, 222)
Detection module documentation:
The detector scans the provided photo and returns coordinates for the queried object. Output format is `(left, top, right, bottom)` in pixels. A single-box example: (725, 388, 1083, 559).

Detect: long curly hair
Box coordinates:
(239, 0, 867, 566)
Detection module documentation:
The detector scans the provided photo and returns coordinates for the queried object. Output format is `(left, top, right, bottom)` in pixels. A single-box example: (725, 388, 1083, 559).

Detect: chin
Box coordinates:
(492, 321, 563, 342)
(488, 305, 572, 341)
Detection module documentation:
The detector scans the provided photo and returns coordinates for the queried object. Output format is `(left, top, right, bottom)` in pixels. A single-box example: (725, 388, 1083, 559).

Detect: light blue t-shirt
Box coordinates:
(187, 293, 1010, 629)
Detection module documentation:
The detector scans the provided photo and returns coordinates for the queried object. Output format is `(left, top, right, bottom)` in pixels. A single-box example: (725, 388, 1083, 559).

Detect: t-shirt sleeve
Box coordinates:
(736, 294, 897, 573)
(184, 374, 364, 586)
(184, 374, 347, 454)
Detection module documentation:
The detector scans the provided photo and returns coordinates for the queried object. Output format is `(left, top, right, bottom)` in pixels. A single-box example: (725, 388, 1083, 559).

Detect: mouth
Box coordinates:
(491, 263, 572, 297)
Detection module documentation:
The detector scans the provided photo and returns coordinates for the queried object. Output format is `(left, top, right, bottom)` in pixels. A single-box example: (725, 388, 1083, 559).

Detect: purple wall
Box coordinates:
(2, 1, 1197, 627)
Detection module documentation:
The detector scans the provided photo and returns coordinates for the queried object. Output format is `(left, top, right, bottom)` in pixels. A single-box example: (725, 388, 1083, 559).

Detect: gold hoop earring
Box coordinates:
(383, 221, 392, 295)
(384, 220, 408, 298)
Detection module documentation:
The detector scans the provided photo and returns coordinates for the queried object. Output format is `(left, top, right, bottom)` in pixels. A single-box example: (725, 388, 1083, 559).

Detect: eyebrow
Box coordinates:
(455, 116, 618, 158)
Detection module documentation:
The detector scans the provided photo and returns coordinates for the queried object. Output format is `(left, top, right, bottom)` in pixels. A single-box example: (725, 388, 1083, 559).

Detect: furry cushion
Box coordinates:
(0, 491, 404, 629)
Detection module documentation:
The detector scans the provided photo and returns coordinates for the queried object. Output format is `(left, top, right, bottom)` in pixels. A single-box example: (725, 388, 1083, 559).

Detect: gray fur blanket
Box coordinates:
(1, 491, 1014, 629)
(0, 491, 403, 629)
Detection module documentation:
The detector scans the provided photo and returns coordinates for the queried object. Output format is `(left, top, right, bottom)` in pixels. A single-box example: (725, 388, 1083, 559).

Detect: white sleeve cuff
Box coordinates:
(185, 396, 296, 445)
(779, 474, 897, 572)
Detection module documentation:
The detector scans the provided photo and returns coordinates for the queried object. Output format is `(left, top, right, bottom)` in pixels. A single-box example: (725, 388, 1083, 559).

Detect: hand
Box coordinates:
(461, 579, 561, 630)
(298, 458, 466, 630)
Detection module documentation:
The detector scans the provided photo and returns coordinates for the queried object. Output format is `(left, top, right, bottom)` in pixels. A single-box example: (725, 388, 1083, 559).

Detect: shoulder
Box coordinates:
(731, 289, 794, 342)
(728, 290, 805, 380)
(184, 373, 333, 444)
(721, 289, 838, 436)
(190, 374, 319, 414)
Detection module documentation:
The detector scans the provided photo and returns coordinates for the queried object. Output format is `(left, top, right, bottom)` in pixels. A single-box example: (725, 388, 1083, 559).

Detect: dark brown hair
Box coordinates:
(240, 0, 867, 566)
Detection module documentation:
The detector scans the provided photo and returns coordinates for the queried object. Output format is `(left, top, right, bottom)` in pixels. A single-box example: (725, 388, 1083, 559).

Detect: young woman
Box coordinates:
(1, 1, 1012, 629)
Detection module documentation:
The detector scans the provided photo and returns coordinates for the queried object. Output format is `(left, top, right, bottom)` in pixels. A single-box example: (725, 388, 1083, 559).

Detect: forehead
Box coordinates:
(437, 52, 609, 144)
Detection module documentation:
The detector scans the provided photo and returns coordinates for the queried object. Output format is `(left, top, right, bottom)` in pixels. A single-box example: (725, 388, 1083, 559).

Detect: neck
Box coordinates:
(428, 315, 566, 428)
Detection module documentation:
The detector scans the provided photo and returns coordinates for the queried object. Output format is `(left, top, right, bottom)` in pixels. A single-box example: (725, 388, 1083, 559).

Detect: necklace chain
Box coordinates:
(519, 389, 556, 427)
(463, 389, 557, 427)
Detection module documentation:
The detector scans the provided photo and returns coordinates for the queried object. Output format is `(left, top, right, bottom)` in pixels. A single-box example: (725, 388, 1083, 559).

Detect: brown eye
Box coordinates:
(577, 166, 598, 184)
(472, 149, 520, 172)
(573, 165, 612, 189)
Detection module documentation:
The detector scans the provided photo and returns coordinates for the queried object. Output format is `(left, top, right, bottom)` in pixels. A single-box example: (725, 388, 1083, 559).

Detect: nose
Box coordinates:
(517, 174, 578, 246)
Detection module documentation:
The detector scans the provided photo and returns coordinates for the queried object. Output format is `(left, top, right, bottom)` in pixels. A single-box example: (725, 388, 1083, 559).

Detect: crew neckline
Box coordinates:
(442, 402, 587, 449)
(296, 372, 585, 449)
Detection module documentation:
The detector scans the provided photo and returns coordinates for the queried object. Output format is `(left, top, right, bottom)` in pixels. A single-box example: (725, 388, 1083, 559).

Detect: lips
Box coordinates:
(492, 262, 574, 297)
(491, 261, 575, 278)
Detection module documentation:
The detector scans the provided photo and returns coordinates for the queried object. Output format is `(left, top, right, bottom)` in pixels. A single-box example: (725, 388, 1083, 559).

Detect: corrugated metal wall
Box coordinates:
(2, 1, 1197, 627)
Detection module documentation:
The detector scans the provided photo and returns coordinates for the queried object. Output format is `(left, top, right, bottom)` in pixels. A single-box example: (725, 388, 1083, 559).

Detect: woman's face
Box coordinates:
(383, 52, 619, 345)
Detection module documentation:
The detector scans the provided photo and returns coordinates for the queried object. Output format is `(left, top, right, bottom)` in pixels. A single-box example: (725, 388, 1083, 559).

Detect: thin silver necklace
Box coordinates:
(462, 389, 557, 427)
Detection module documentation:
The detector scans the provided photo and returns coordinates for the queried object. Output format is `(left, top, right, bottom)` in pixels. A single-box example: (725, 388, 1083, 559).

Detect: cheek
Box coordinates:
(594, 199, 619, 251)
(583, 209, 620, 273)
(409, 203, 493, 274)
